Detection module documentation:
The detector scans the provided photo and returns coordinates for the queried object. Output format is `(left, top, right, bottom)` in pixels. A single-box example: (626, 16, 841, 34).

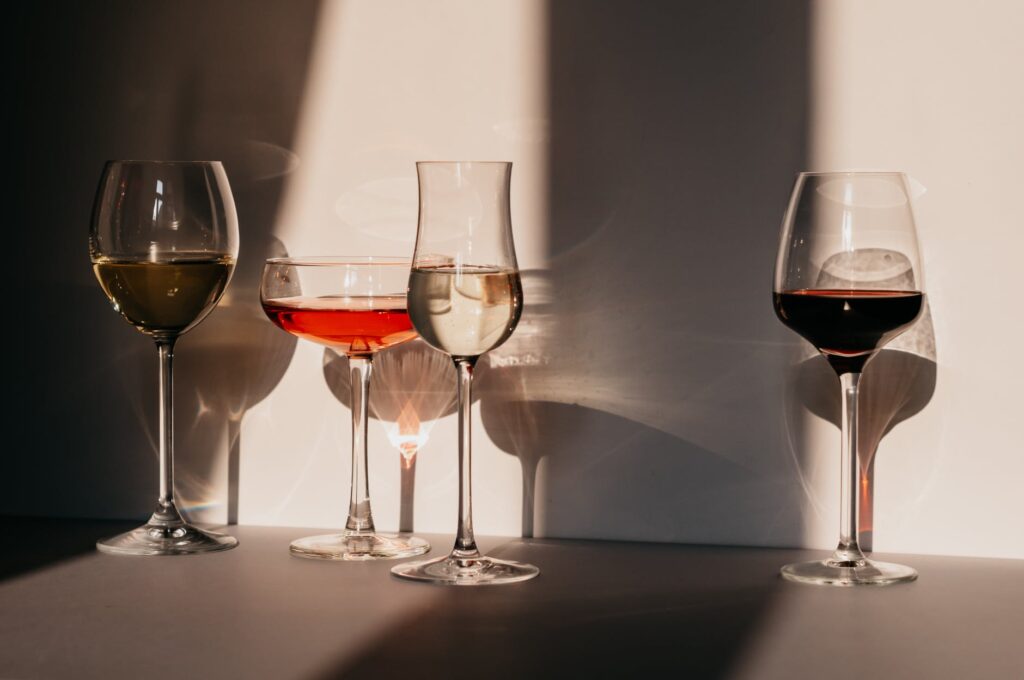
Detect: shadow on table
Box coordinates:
(318, 539, 783, 679)
(0, 517, 138, 582)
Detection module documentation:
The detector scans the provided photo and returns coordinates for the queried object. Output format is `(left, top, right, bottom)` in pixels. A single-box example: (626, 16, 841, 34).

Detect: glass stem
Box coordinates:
(832, 371, 865, 565)
(453, 358, 481, 561)
(151, 339, 184, 527)
(345, 355, 375, 534)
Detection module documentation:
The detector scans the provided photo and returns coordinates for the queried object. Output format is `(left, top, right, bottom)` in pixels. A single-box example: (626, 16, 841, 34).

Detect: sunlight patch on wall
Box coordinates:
(239, 0, 550, 537)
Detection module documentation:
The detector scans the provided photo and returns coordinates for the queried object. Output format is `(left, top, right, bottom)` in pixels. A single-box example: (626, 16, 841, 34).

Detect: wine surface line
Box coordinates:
(408, 264, 523, 359)
(262, 294, 415, 355)
(774, 288, 924, 373)
(93, 256, 234, 337)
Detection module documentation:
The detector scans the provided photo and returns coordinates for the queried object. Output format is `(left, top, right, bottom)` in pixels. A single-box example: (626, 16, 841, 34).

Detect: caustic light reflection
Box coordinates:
(322, 338, 457, 456)
(322, 339, 456, 534)
(388, 401, 430, 461)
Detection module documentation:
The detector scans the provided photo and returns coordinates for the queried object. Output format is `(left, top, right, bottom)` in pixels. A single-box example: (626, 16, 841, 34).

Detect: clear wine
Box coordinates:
(407, 265, 523, 358)
(774, 288, 924, 374)
(93, 256, 234, 337)
(262, 295, 416, 356)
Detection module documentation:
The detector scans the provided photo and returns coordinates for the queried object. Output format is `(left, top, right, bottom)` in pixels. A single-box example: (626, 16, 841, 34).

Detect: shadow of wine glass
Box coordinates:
(173, 235, 298, 525)
(322, 339, 457, 532)
(786, 249, 938, 551)
(475, 270, 557, 538)
(477, 392, 586, 539)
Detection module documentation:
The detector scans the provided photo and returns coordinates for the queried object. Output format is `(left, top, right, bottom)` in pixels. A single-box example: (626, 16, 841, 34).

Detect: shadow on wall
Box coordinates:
(477, 1, 813, 547)
(787, 303, 937, 552)
(175, 235, 297, 524)
(322, 340, 458, 532)
(10, 1, 320, 522)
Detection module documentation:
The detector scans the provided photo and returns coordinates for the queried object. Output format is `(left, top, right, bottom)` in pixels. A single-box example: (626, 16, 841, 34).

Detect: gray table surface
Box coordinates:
(0, 518, 1021, 679)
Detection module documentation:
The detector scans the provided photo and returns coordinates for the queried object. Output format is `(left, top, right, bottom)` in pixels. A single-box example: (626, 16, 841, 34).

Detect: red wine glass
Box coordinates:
(261, 257, 429, 560)
(774, 172, 925, 585)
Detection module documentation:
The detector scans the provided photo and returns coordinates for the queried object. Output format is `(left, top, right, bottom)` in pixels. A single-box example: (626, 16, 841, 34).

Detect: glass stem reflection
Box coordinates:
(152, 340, 184, 527)
(346, 356, 376, 534)
(454, 358, 481, 561)
(833, 371, 865, 565)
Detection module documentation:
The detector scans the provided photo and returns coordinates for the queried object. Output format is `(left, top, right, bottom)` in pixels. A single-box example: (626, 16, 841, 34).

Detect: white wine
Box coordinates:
(94, 256, 234, 337)
(408, 265, 522, 358)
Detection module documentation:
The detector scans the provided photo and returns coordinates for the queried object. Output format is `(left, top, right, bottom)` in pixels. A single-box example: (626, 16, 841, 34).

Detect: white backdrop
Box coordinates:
(236, 0, 548, 536)
(796, 0, 1024, 558)
(230, 0, 1023, 559)
(12, 0, 1021, 561)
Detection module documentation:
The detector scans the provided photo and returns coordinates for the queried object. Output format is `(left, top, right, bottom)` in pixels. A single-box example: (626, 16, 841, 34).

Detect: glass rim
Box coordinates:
(105, 159, 224, 166)
(416, 160, 512, 167)
(797, 170, 907, 178)
(264, 255, 412, 267)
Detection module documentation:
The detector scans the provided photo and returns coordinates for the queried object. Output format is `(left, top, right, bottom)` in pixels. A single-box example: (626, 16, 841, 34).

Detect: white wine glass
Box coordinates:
(90, 160, 239, 555)
(391, 161, 539, 585)
(774, 171, 924, 585)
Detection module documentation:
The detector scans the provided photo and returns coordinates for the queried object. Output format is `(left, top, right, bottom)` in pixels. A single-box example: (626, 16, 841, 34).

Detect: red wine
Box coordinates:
(774, 289, 923, 374)
(262, 295, 417, 356)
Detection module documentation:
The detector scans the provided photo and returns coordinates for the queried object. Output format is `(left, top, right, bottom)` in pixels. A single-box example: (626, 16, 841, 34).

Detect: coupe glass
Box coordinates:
(261, 257, 430, 560)
(774, 171, 925, 585)
(90, 160, 239, 555)
(391, 161, 540, 585)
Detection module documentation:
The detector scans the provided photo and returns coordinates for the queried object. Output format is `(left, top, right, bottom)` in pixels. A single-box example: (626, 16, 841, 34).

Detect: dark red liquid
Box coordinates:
(263, 296, 417, 356)
(774, 289, 924, 374)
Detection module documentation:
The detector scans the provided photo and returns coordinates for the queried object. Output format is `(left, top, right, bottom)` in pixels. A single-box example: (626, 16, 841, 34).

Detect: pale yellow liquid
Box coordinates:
(93, 256, 234, 337)
(408, 265, 522, 358)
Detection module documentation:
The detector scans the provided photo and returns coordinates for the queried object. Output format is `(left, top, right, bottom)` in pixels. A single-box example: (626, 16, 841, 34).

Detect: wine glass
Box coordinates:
(774, 171, 925, 585)
(391, 161, 539, 585)
(90, 160, 239, 555)
(260, 257, 430, 560)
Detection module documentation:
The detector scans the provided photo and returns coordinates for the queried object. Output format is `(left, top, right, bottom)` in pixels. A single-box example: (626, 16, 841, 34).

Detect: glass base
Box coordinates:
(96, 522, 238, 556)
(391, 554, 540, 586)
(289, 532, 430, 561)
(781, 557, 918, 586)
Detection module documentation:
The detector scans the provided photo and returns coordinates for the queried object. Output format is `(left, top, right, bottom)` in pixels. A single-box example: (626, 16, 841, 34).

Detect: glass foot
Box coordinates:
(781, 557, 918, 586)
(97, 522, 238, 556)
(391, 554, 540, 586)
(289, 532, 430, 561)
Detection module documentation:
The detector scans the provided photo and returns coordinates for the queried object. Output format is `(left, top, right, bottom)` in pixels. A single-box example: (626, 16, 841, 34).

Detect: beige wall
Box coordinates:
(226, 0, 1023, 559)
(237, 0, 548, 536)
(23, 0, 1017, 559)
(796, 0, 1024, 557)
